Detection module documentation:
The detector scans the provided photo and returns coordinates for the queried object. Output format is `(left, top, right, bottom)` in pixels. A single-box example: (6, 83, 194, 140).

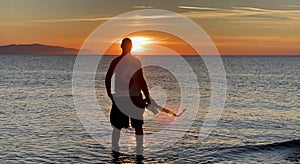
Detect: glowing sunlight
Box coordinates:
(130, 37, 153, 52)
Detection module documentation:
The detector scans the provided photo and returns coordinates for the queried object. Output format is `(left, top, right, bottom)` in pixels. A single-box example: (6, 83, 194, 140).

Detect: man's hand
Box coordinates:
(144, 97, 151, 106)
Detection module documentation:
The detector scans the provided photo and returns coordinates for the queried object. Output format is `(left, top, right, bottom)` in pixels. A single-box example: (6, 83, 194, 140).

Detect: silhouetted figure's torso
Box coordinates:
(106, 53, 149, 99)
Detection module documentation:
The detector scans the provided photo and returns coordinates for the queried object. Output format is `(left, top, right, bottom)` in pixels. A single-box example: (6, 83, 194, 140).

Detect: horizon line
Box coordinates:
(0, 43, 299, 56)
(0, 53, 299, 57)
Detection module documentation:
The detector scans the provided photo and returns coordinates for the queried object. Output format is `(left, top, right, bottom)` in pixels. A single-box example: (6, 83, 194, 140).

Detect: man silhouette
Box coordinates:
(105, 38, 151, 159)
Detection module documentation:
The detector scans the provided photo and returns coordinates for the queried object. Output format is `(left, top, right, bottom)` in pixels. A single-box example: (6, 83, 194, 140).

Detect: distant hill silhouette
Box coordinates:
(0, 44, 93, 55)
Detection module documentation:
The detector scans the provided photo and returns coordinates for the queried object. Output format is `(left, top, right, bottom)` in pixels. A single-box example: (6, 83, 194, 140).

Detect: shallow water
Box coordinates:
(0, 55, 299, 163)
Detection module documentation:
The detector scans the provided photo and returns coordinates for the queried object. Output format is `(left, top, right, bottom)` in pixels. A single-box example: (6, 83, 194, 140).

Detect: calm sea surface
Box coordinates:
(0, 55, 299, 163)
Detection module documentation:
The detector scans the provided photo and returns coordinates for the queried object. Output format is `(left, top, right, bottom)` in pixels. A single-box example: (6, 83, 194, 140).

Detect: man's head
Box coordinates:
(121, 38, 132, 54)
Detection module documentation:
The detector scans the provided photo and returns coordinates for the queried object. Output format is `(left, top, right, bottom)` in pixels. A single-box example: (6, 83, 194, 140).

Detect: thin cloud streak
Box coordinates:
(179, 5, 300, 21)
(29, 17, 112, 23)
(19, 6, 300, 24)
(280, 4, 300, 8)
(231, 7, 270, 12)
(132, 5, 153, 9)
(24, 13, 178, 23)
(178, 5, 222, 11)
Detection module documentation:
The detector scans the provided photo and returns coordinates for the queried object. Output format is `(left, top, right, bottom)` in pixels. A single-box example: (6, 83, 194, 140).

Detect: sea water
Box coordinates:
(0, 55, 299, 163)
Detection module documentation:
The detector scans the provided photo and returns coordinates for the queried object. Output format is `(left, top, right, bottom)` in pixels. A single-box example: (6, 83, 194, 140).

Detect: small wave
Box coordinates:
(265, 139, 300, 149)
(208, 139, 300, 162)
(207, 139, 299, 154)
(232, 139, 300, 151)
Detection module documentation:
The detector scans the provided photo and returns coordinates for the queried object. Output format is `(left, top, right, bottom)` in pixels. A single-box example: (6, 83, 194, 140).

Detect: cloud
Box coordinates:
(178, 5, 300, 21)
(231, 7, 300, 20)
(178, 5, 222, 11)
(280, 4, 300, 8)
(132, 5, 153, 9)
(231, 7, 270, 12)
(24, 13, 177, 24)
(13, 6, 300, 25)
(29, 17, 112, 23)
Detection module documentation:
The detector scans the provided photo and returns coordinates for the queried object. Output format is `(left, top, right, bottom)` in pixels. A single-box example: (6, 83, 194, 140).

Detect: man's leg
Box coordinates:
(135, 125, 144, 155)
(112, 127, 121, 153)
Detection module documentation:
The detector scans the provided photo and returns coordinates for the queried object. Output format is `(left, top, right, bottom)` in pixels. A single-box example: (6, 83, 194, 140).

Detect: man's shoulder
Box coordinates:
(111, 56, 121, 64)
(129, 55, 141, 64)
(111, 54, 141, 66)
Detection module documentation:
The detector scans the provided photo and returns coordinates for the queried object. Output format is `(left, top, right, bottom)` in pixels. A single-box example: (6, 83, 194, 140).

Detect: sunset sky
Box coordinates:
(1, 0, 299, 55)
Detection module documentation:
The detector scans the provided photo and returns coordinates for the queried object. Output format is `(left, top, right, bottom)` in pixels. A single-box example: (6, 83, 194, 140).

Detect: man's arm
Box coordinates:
(137, 68, 151, 104)
(105, 60, 116, 101)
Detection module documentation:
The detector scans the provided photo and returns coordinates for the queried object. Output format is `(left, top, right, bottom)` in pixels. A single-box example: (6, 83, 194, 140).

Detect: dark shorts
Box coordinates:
(110, 96, 145, 130)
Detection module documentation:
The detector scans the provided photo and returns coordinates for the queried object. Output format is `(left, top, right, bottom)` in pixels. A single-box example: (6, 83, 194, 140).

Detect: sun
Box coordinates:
(130, 37, 152, 52)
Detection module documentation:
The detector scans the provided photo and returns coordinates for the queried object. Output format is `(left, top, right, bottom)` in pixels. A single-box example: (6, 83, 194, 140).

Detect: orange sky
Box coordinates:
(1, 0, 299, 55)
(104, 31, 198, 55)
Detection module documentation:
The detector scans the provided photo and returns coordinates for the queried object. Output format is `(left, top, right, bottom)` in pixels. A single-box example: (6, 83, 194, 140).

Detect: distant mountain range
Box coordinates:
(0, 44, 93, 55)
